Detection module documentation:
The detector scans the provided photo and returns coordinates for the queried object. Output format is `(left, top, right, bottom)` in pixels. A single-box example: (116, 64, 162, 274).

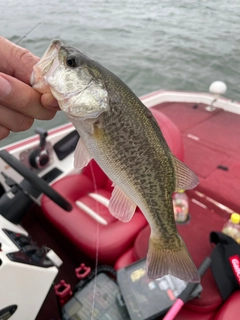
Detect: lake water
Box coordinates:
(1, 0, 240, 146)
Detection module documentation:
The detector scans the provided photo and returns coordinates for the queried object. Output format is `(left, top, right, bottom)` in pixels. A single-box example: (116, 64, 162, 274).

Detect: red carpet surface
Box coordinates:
(154, 102, 240, 213)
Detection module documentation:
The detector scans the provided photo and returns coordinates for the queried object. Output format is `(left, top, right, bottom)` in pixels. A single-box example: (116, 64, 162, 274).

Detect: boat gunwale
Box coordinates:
(2, 89, 240, 153)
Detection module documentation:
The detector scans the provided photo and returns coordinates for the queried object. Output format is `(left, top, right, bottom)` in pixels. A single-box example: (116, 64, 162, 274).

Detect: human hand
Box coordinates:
(0, 36, 59, 140)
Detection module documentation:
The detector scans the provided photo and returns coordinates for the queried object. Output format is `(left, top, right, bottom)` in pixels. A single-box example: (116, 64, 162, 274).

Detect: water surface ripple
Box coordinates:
(1, 0, 239, 145)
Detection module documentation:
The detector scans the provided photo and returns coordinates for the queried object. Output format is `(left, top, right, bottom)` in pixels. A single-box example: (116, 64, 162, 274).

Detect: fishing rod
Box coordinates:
(16, 22, 41, 45)
(163, 257, 212, 320)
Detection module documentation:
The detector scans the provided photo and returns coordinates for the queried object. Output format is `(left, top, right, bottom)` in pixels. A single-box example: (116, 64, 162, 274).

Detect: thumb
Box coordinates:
(0, 36, 39, 85)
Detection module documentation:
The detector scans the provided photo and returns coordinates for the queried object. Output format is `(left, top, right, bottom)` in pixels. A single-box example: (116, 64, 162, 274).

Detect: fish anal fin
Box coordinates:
(146, 235, 200, 283)
(109, 186, 137, 222)
(173, 156, 199, 191)
(74, 139, 92, 170)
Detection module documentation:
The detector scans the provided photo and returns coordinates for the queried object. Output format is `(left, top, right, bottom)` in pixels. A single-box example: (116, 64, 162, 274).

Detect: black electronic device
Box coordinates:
(117, 259, 202, 320)
(3, 229, 54, 268)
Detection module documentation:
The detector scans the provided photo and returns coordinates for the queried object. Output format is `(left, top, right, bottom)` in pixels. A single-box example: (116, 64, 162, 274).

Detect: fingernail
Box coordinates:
(0, 76, 12, 97)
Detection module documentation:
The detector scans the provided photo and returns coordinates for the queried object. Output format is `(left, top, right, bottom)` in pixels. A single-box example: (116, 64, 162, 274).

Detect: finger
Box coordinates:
(0, 104, 34, 133)
(0, 125, 10, 140)
(41, 92, 60, 110)
(0, 74, 57, 120)
(0, 36, 39, 84)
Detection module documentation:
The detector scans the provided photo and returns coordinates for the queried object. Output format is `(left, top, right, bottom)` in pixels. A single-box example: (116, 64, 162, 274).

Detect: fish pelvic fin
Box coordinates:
(146, 235, 200, 283)
(172, 156, 199, 191)
(109, 185, 137, 222)
(74, 138, 92, 170)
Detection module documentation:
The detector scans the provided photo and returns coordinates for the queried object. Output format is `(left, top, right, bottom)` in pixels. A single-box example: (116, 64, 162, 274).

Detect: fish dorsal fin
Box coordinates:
(173, 156, 199, 191)
(109, 185, 137, 222)
(74, 138, 92, 170)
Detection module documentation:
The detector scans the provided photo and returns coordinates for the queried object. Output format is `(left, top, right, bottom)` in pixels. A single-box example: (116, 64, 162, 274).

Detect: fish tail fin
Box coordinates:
(146, 235, 200, 283)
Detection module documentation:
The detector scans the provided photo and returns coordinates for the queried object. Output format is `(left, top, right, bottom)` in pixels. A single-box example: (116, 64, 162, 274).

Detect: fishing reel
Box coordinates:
(29, 127, 51, 169)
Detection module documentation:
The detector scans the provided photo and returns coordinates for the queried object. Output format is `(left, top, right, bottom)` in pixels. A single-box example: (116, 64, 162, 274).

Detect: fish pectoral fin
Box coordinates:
(108, 186, 137, 222)
(146, 235, 200, 283)
(74, 138, 92, 170)
(173, 156, 199, 191)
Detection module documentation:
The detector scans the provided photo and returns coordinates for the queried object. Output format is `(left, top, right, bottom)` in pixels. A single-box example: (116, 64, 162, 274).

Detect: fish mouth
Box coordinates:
(31, 40, 65, 91)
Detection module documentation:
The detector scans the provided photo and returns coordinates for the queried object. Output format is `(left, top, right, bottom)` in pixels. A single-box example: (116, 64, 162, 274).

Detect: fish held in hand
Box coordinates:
(32, 40, 200, 282)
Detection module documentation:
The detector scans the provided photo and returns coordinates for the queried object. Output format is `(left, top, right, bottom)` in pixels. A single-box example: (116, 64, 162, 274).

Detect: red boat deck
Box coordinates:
(152, 101, 240, 213)
(24, 100, 240, 320)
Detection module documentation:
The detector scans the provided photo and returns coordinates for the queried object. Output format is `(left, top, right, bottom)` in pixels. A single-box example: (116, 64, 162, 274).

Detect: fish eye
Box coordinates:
(66, 55, 78, 68)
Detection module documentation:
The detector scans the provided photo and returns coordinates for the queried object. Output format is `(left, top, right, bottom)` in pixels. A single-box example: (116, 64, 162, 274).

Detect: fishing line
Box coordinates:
(16, 22, 41, 45)
(89, 161, 100, 320)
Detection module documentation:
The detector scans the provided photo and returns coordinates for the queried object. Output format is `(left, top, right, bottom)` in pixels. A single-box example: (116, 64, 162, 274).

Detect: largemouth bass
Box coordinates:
(32, 40, 200, 282)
